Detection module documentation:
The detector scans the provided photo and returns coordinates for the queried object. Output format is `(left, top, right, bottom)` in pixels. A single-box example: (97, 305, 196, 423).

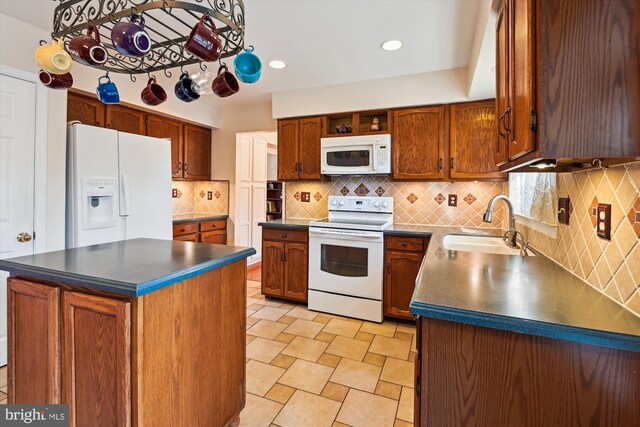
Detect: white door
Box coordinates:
(251, 138, 268, 260)
(235, 135, 253, 250)
(0, 75, 37, 366)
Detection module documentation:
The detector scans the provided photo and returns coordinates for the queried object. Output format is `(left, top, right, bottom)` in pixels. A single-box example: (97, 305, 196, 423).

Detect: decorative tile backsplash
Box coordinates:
(285, 177, 506, 230)
(519, 162, 640, 316)
(171, 180, 229, 215)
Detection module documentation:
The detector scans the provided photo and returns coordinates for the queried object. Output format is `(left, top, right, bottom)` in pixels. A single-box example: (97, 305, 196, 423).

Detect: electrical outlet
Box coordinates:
(596, 203, 611, 240)
(301, 192, 311, 203)
(207, 191, 213, 200)
(448, 194, 457, 207)
(172, 188, 178, 198)
(558, 197, 571, 225)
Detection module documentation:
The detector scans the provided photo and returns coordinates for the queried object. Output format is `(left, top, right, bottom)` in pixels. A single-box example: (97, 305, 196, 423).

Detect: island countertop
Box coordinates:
(0, 238, 255, 297)
(409, 227, 640, 352)
(172, 213, 228, 224)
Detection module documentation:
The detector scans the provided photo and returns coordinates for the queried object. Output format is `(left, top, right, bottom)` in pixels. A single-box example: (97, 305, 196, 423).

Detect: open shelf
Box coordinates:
(322, 110, 391, 137)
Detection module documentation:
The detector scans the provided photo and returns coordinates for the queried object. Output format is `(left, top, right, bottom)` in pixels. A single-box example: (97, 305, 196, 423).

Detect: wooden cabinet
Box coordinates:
(392, 107, 447, 180)
(183, 124, 212, 180)
(384, 235, 430, 320)
(277, 117, 322, 181)
(449, 100, 506, 180)
(8, 278, 60, 404)
(201, 230, 226, 244)
(62, 291, 131, 427)
(105, 104, 146, 134)
(494, 0, 510, 167)
(172, 219, 227, 244)
(261, 227, 309, 302)
(67, 92, 105, 127)
(146, 114, 183, 179)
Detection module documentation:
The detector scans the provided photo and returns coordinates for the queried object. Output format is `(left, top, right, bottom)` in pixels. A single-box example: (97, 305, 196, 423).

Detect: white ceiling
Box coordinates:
(0, 0, 491, 106)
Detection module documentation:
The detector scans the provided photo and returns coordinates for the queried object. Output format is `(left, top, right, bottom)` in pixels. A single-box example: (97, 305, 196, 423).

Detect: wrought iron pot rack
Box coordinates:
(51, 0, 245, 81)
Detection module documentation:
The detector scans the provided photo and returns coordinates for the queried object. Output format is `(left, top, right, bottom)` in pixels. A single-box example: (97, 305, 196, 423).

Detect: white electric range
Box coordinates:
(308, 196, 394, 322)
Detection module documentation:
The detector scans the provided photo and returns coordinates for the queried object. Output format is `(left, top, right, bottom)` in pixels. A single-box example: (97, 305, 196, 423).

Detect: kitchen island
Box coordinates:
(0, 238, 255, 427)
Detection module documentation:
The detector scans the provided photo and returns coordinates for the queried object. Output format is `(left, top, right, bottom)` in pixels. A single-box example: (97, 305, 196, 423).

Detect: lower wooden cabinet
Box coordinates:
(384, 235, 430, 320)
(172, 219, 227, 244)
(261, 227, 309, 302)
(201, 230, 226, 244)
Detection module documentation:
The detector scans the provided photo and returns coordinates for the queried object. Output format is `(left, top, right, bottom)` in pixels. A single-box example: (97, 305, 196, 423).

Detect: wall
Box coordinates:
(285, 177, 506, 230)
(520, 162, 640, 316)
(171, 181, 229, 216)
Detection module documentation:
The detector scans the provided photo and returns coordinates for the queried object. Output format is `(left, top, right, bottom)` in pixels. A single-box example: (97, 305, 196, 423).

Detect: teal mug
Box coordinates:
(233, 46, 262, 84)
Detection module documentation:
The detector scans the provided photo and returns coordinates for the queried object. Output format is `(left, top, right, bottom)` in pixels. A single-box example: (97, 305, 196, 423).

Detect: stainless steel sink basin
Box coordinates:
(442, 234, 535, 256)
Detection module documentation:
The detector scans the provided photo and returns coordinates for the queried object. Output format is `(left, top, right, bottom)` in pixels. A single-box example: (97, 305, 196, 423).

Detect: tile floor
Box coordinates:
(0, 366, 6, 403)
(240, 278, 416, 427)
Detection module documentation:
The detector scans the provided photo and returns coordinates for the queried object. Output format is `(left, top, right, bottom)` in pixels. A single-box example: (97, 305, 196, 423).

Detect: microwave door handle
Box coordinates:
(371, 144, 377, 173)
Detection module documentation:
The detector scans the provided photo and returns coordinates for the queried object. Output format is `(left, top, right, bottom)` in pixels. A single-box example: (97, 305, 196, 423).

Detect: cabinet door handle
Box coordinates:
(438, 158, 443, 170)
(450, 157, 454, 170)
(280, 251, 284, 262)
(504, 106, 512, 135)
(177, 161, 182, 173)
(183, 163, 187, 172)
(498, 108, 507, 139)
(387, 263, 390, 274)
(283, 251, 288, 262)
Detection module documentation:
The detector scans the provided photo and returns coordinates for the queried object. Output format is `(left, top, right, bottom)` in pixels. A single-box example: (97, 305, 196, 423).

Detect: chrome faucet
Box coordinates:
(482, 195, 519, 248)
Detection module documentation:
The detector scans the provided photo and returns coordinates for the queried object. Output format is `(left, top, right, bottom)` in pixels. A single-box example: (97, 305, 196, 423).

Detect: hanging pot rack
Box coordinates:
(50, 0, 245, 81)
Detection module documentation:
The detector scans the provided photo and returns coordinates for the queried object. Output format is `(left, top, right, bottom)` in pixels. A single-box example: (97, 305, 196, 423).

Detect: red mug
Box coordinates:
(185, 15, 222, 62)
(38, 69, 73, 90)
(68, 26, 108, 66)
(212, 65, 239, 98)
(141, 76, 167, 106)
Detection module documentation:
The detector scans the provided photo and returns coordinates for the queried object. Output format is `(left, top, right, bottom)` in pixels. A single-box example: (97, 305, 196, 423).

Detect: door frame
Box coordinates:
(0, 65, 48, 253)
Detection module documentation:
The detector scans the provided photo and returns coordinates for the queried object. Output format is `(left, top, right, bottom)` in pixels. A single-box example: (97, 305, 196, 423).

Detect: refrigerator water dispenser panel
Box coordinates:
(82, 178, 118, 230)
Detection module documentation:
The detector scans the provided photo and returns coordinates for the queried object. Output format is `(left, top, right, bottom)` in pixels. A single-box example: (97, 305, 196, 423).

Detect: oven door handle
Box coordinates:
(309, 228, 382, 239)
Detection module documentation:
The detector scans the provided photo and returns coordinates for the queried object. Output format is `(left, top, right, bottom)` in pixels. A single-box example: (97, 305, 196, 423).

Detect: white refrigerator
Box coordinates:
(66, 123, 172, 248)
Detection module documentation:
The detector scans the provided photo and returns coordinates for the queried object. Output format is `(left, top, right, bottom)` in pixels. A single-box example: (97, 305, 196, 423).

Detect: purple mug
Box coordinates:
(111, 14, 151, 57)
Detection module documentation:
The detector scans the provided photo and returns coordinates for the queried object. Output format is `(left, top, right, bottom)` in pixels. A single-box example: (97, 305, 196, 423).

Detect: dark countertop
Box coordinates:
(258, 218, 315, 229)
(409, 227, 640, 352)
(0, 238, 255, 297)
(173, 213, 228, 224)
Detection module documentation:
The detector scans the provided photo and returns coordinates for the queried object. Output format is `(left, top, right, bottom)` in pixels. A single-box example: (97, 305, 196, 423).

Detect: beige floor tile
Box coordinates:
(375, 381, 402, 400)
(274, 332, 297, 344)
(394, 419, 413, 427)
(369, 336, 410, 360)
(336, 389, 398, 427)
(330, 358, 382, 393)
(394, 331, 414, 342)
(408, 351, 417, 362)
(321, 382, 349, 402)
(322, 318, 361, 338)
(252, 306, 290, 321)
(317, 353, 342, 368)
(278, 359, 334, 394)
(247, 297, 260, 307)
(279, 303, 297, 310)
(360, 321, 397, 338)
(355, 331, 375, 343)
(265, 383, 296, 404)
(332, 422, 351, 427)
(246, 360, 286, 396)
(241, 392, 283, 427)
(0, 385, 6, 394)
(395, 323, 416, 334)
(271, 354, 296, 369)
(396, 387, 414, 422)
(247, 288, 260, 297)
(274, 390, 341, 427)
(247, 309, 257, 317)
(255, 298, 284, 308)
(326, 336, 370, 361)
(247, 279, 261, 287)
(277, 315, 297, 325)
(246, 337, 287, 363)
(363, 352, 386, 367)
(284, 318, 325, 338)
(282, 336, 329, 362)
(248, 303, 266, 311)
(287, 306, 319, 321)
(247, 317, 260, 327)
(247, 319, 288, 340)
(314, 314, 333, 324)
(380, 357, 414, 388)
(316, 332, 337, 343)
(246, 335, 256, 345)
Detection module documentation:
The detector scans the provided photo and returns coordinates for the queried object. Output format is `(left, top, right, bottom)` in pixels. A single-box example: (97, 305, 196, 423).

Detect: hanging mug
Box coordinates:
(141, 76, 167, 106)
(68, 26, 108, 66)
(233, 46, 262, 84)
(212, 64, 239, 98)
(175, 72, 201, 102)
(34, 39, 72, 74)
(184, 15, 222, 62)
(111, 14, 152, 57)
(39, 70, 73, 90)
(96, 75, 120, 104)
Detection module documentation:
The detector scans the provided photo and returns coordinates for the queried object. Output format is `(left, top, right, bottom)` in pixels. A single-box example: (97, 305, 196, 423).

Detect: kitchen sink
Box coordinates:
(442, 234, 535, 256)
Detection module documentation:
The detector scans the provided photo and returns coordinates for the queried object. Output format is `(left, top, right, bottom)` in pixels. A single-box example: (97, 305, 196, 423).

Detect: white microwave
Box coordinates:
(321, 134, 391, 175)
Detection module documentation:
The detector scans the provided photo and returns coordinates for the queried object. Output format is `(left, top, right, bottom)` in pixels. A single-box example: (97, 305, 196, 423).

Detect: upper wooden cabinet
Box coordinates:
(105, 104, 146, 134)
(182, 124, 211, 180)
(146, 115, 183, 179)
(277, 117, 322, 181)
(392, 107, 447, 181)
(67, 93, 105, 127)
(450, 100, 506, 180)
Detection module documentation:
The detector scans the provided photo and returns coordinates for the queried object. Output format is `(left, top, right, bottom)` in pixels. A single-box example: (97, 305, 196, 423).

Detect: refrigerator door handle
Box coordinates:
(119, 172, 131, 217)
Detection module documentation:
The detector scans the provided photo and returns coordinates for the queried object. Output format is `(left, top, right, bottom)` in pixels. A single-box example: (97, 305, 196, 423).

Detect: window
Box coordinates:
(509, 173, 558, 227)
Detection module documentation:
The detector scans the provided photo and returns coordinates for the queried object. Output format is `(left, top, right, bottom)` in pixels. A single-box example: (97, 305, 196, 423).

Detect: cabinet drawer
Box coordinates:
(200, 219, 226, 232)
(174, 233, 199, 242)
(385, 236, 424, 252)
(173, 222, 199, 236)
(262, 228, 308, 243)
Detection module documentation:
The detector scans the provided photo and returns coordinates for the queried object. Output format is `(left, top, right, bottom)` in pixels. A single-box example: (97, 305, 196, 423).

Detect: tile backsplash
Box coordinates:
(285, 177, 506, 230)
(520, 162, 640, 316)
(171, 180, 229, 216)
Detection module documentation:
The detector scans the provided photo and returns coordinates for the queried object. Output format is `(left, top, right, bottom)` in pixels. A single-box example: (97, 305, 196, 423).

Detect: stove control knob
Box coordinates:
(331, 199, 337, 206)
(382, 201, 389, 208)
(373, 201, 380, 208)
(339, 200, 345, 206)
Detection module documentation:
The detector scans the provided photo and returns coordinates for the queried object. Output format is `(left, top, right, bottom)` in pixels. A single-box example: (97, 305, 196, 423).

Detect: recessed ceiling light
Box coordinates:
(268, 60, 286, 69)
(381, 40, 403, 51)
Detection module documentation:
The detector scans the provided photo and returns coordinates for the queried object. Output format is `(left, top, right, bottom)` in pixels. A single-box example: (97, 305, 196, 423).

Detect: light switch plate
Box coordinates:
(448, 194, 457, 207)
(596, 203, 611, 240)
(558, 197, 571, 225)
(207, 191, 213, 200)
(301, 192, 311, 203)
(172, 188, 178, 198)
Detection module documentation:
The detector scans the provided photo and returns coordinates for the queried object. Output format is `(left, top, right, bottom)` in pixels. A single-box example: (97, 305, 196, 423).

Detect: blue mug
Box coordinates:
(233, 47, 262, 84)
(96, 76, 120, 104)
(174, 72, 201, 102)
